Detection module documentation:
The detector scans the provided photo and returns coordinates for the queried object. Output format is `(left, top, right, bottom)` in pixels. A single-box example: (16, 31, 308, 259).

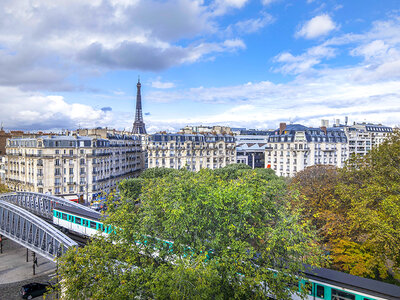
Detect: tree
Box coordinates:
(289, 133, 400, 282)
(58, 169, 323, 299)
(334, 131, 400, 280)
(0, 183, 8, 193)
(139, 167, 182, 179)
(288, 165, 348, 241)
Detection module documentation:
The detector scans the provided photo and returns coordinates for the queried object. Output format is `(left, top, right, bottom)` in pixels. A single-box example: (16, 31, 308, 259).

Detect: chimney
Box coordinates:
(321, 119, 329, 127)
(320, 126, 327, 135)
(279, 123, 286, 135)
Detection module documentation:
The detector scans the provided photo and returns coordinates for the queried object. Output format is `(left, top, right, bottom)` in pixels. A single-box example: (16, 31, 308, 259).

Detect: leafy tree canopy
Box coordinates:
(289, 132, 400, 282)
(335, 131, 400, 280)
(59, 169, 323, 299)
(0, 183, 8, 193)
(139, 167, 182, 179)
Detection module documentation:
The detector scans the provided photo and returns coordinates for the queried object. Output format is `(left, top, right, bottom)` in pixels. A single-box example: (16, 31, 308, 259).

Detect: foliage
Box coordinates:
(334, 132, 400, 279)
(0, 183, 8, 193)
(118, 178, 144, 202)
(58, 169, 323, 299)
(213, 163, 273, 180)
(289, 133, 400, 282)
(288, 165, 347, 241)
(139, 167, 183, 179)
(330, 239, 388, 279)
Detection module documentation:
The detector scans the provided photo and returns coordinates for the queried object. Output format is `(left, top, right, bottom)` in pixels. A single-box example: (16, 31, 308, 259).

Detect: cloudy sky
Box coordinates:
(1, 0, 400, 132)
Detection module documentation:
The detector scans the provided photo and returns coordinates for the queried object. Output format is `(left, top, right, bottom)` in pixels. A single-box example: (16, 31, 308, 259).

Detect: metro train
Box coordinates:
(53, 205, 400, 300)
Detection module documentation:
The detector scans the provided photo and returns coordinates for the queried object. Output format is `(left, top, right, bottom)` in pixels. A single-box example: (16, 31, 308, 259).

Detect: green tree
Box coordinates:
(0, 183, 8, 193)
(58, 170, 323, 299)
(334, 131, 400, 280)
(118, 178, 144, 202)
(288, 165, 348, 241)
(140, 167, 182, 179)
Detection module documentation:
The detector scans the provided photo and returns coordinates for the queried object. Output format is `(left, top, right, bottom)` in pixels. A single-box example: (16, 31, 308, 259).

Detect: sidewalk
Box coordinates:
(0, 238, 56, 284)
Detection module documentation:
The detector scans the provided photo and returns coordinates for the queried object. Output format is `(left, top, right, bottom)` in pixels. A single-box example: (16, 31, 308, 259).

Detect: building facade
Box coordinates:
(0, 156, 6, 183)
(5, 129, 143, 203)
(342, 123, 393, 156)
(235, 134, 272, 169)
(265, 123, 348, 177)
(146, 133, 236, 171)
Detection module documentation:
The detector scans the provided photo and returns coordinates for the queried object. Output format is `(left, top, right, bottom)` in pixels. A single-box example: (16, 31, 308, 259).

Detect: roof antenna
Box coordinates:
(138, 75, 140, 83)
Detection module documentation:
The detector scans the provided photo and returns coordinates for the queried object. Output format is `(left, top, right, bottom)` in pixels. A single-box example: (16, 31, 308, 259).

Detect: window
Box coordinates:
(90, 221, 97, 229)
(75, 217, 82, 225)
(331, 289, 355, 300)
(316, 285, 324, 298)
(302, 282, 312, 294)
(61, 213, 68, 220)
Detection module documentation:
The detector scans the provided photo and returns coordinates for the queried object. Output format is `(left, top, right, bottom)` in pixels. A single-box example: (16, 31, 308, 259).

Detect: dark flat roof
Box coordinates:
(54, 204, 102, 221)
(304, 266, 400, 299)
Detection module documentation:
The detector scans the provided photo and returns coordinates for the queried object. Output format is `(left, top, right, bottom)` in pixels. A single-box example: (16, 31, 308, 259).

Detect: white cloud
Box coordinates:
(151, 79, 176, 89)
(228, 13, 275, 34)
(212, 0, 249, 15)
(142, 71, 400, 132)
(261, 0, 280, 5)
(296, 14, 337, 39)
(274, 45, 336, 74)
(0, 0, 248, 90)
(0, 87, 113, 130)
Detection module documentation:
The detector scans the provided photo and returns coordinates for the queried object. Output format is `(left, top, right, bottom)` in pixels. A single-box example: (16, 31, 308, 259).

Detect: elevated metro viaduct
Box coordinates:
(0, 192, 100, 261)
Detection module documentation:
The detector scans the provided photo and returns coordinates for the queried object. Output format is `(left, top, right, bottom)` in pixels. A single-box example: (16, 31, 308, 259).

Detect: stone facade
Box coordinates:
(342, 123, 393, 156)
(265, 123, 348, 177)
(5, 129, 143, 203)
(146, 133, 236, 171)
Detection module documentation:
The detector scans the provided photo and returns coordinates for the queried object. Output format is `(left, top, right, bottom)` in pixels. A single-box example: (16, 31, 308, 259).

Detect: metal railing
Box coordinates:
(0, 200, 77, 261)
(0, 191, 99, 220)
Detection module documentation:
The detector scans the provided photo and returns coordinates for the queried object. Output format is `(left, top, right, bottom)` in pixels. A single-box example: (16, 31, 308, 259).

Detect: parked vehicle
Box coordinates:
(20, 282, 51, 299)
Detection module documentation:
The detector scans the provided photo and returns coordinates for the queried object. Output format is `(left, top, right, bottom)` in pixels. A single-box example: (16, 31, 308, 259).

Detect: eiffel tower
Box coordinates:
(132, 77, 147, 134)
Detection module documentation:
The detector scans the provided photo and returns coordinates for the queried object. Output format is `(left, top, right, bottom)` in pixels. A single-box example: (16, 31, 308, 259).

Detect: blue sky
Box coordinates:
(0, 0, 400, 132)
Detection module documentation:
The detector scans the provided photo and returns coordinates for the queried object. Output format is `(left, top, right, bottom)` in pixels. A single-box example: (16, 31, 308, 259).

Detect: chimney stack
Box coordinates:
(321, 119, 329, 127)
(320, 126, 327, 135)
(279, 122, 286, 135)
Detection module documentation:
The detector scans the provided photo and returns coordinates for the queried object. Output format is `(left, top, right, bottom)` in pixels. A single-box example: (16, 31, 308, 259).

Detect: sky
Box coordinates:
(0, 0, 400, 133)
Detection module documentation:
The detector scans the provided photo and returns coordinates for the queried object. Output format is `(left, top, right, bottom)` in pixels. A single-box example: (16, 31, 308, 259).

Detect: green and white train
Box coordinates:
(53, 205, 400, 300)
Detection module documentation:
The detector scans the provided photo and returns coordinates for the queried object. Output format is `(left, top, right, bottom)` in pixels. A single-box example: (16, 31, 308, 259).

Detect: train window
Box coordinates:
(316, 285, 324, 298)
(82, 220, 88, 227)
(90, 221, 97, 229)
(303, 282, 312, 295)
(331, 289, 355, 300)
(75, 217, 82, 225)
(61, 213, 68, 220)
